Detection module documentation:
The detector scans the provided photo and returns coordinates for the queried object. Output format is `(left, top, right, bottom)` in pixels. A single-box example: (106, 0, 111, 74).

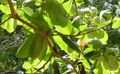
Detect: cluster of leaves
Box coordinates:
(1, 0, 120, 74)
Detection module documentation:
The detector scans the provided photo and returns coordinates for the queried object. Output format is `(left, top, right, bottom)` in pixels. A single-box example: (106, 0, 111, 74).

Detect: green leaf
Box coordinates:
(55, 20, 73, 35)
(33, 49, 52, 69)
(43, 0, 68, 27)
(92, 17, 111, 27)
(83, 44, 93, 54)
(100, 10, 109, 21)
(61, 35, 80, 52)
(103, 55, 118, 71)
(29, 34, 47, 59)
(75, 0, 83, 7)
(100, 31, 108, 44)
(88, 29, 104, 39)
(22, 61, 31, 69)
(16, 34, 35, 58)
(112, 17, 120, 29)
(62, 0, 73, 14)
(1, 14, 16, 33)
(35, 0, 42, 6)
(90, 40, 102, 50)
(17, 0, 24, 7)
(22, 9, 50, 32)
(93, 60, 103, 74)
(0, 4, 10, 14)
(0, 0, 8, 5)
(53, 36, 78, 58)
(97, 29, 105, 39)
(80, 54, 90, 69)
(21, 7, 34, 16)
(72, 16, 87, 31)
(93, 56, 109, 74)
(57, 0, 64, 4)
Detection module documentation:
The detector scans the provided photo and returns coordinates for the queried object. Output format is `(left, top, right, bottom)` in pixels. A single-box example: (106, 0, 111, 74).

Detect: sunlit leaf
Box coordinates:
(0, 4, 11, 14)
(62, 0, 73, 14)
(53, 36, 78, 58)
(93, 56, 110, 74)
(112, 17, 120, 29)
(84, 44, 93, 54)
(23, 61, 31, 69)
(55, 20, 73, 35)
(100, 31, 108, 44)
(21, 7, 33, 16)
(1, 14, 16, 33)
(80, 54, 90, 70)
(57, 0, 64, 4)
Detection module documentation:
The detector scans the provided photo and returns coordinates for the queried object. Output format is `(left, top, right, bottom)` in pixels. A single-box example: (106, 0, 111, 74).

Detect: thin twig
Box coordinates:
(0, 16, 11, 25)
(52, 21, 112, 37)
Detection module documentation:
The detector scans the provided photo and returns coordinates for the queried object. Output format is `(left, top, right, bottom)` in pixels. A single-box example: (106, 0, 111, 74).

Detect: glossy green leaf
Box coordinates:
(83, 44, 93, 54)
(22, 61, 31, 69)
(16, 34, 35, 58)
(80, 54, 90, 69)
(43, 0, 68, 27)
(53, 36, 78, 58)
(57, 0, 64, 4)
(62, 0, 73, 14)
(75, 0, 83, 7)
(112, 17, 120, 29)
(100, 31, 108, 44)
(1, 14, 16, 33)
(61, 35, 80, 52)
(24, 10, 50, 32)
(0, 4, 11, 14)
(103, 55, 118, 71)
(29, 34, 47, 59)
(33, 49, 52, 69)
(55, 20, 73, 35)
(93, 56, 110, 74)
(21, 7, 33, 16)
(35, 0, 42, 6)
(93, 60, 103, 74)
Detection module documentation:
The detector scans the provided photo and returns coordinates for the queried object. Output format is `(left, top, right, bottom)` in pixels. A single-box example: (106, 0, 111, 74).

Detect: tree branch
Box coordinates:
(7, 0, 59, 57)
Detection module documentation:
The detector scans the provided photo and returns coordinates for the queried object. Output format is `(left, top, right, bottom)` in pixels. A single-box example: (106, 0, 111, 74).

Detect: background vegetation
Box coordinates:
(1, 0, 120, 74)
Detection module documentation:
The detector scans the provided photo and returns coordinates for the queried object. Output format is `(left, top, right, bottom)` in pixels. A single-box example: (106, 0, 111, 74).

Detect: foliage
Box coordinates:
(0, 0, 120, 74)
(0, 27, 24, 73)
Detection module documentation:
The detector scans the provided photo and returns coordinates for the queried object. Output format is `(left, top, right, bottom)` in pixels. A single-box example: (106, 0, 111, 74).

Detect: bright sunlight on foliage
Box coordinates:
(1, 0, 120, 74)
